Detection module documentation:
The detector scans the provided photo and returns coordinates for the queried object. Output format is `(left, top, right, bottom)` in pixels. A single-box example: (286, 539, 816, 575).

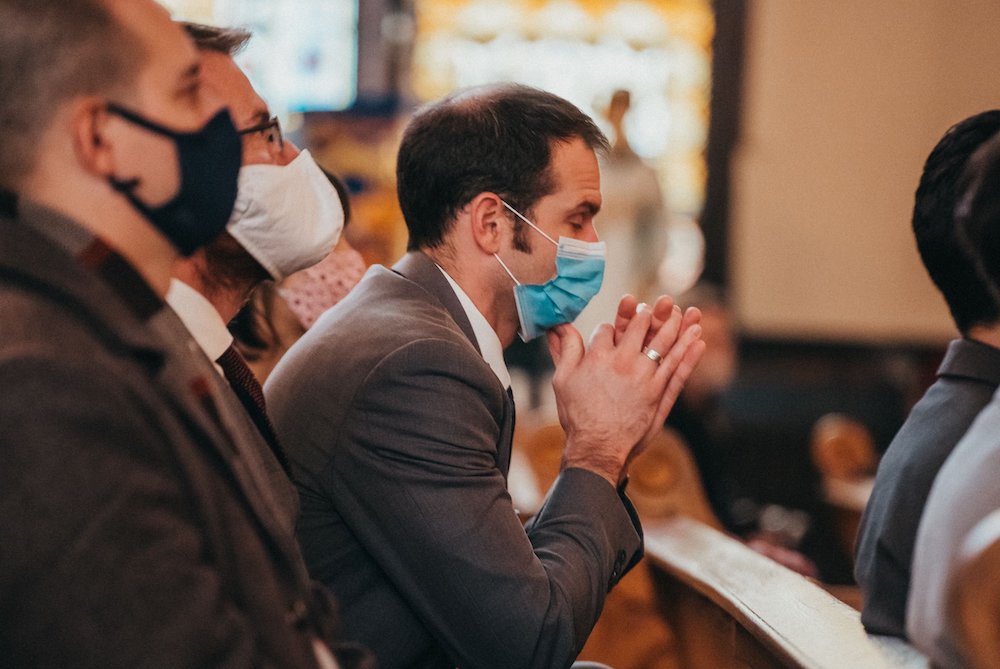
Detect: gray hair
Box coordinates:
(180, 22, 251, 56)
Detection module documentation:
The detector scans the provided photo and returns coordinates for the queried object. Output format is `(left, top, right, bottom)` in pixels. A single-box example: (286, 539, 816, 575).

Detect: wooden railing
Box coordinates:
(514, 419, 928, 668)
(644, 516, 928, 669)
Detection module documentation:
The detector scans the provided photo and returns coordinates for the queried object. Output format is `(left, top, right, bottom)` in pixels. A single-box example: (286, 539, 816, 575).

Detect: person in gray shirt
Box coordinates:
(855, 110, 1000, 636)
(908, 132, 1000, 667)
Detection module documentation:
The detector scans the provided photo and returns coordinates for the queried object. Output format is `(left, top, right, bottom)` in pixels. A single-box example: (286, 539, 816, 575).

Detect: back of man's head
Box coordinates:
(396, 83, 608, 251)
(956, 134, 1000, 306)
(913, 111, 1000, 334)
(0, 0, 144, 191)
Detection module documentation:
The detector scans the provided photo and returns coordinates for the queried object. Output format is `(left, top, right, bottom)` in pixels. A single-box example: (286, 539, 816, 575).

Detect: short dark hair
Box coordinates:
(180, 22, 251, 56)
(0, 0, 145, 190)
(912, 111, 1000, 334)
(199, 232, 269, 298)
(396, 83, 609, 251)
(956, 134, 1000, 311)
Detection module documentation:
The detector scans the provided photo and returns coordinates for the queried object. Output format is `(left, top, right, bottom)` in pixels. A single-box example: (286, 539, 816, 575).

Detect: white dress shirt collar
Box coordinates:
(165, 278, 233, 374)
(437, 266, 511, 390)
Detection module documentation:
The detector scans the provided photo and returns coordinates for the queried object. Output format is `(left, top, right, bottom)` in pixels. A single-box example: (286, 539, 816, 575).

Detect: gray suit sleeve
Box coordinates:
(321, 338, 641, 669)
(0, 355, 311, 669)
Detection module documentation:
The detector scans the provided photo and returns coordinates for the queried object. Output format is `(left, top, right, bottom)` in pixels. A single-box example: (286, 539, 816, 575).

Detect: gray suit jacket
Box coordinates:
(162, 291, 301, 533)
(266, 251, 642, 669)
(0, 201, 344, 668)
(854, 338, 1000, 636)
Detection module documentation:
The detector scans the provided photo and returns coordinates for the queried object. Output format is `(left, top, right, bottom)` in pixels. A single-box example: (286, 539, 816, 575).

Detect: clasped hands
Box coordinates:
(547, 294, 706, 488)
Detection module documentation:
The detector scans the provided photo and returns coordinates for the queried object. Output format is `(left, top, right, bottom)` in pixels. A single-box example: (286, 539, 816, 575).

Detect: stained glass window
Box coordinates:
(411, 0, 714, 217)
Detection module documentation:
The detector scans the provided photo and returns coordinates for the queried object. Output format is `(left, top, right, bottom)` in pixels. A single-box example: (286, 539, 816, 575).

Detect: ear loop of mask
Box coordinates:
(494, 252, 520, 286)
(500, 200, 557, 245)
(494, 198, 558, 286)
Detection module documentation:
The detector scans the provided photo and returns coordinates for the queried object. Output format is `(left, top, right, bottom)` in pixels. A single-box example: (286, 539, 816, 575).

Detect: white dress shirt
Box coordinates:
(165, 278, 233, 377)
(437, 267, 511, 390)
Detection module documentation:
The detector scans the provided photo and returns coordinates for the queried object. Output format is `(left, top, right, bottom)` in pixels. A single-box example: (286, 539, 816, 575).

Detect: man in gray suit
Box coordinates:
(167, 22, 346, 529)
(908, 132, 1000, 668)
(266, 83, 705, 668)
(854, 111, 1000, 637)
(0, 1, 348, 666)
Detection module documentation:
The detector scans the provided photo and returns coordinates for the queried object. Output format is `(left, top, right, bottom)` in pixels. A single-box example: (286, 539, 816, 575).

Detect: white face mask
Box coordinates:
(226, 149, 344, 281)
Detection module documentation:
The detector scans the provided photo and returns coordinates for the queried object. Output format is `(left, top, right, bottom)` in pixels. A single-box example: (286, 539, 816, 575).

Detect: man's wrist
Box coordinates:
(561, 439, 627, 488)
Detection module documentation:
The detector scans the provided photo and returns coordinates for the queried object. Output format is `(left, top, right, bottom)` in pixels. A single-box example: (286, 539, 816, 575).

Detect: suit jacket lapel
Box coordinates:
(392, 251, 480, 355)
(497, 388, 515, 478)
(149, 308, 301, 549)
(392, 251, 517, 476)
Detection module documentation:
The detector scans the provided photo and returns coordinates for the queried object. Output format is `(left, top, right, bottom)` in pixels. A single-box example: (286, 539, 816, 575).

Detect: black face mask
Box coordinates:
(106, 103, 242, 256)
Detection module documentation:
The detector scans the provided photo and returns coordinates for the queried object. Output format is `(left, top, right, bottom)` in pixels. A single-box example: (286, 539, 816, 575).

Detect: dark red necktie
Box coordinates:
(216, 344, 292, 476)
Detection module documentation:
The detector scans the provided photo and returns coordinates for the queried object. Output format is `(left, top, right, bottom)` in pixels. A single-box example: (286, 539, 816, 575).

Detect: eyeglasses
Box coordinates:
(237, 116, 284, 152)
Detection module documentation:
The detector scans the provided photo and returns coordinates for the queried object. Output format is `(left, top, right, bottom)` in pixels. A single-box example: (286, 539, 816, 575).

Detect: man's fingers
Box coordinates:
(641, 296, 676, 348)
(617, 303, 653, 352)
(650, 296, 674, 327)
(654, 323, 703, 382)
(649, 305, 701, 349)
(546, 329, 563, 366)
(547, 323, 585, 369)
(652, 337, 706, 426)
(589, 321, 618, 351)
(613, 294, 639, 344)
(615, 294, 639, 322)
(641, 304, 684, 362)
(680, 306, 702, 332)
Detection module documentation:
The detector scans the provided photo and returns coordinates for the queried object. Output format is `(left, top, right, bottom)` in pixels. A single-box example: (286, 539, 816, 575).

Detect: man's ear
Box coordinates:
(71, 98, 117, 178)
(467, 192, 506, 255)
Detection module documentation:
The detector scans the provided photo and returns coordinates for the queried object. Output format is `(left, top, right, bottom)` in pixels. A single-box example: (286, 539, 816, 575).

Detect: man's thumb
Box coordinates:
(547, 324, 583, 369)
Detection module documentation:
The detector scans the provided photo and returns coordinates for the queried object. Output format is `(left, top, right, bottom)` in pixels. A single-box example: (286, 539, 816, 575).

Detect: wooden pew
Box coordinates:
(514, 420, 722, 668)
(515, 419, 925, 668)
(811, 411, 877, 612)
(645, 515, 928, 669)
(517, 419, 723, 529)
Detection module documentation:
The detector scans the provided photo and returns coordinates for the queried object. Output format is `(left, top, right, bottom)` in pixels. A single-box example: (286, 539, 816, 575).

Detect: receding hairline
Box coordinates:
(427, 83, 610, 152)
(179, 21, 252, 56)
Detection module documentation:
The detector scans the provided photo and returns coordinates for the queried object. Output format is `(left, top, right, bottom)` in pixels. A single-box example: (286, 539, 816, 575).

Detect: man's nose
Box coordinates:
(199, 84, 228, 127)
(276, 138, 301, 166)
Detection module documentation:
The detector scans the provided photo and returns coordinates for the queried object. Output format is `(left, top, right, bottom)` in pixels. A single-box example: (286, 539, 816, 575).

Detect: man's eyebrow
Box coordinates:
(179, 61, 201, 83)
(249, 109, 270, 125)
(578, 201, 601, 216)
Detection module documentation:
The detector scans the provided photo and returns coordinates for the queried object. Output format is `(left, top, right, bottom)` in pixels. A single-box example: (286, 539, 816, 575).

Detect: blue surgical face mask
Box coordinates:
(494, 200, 606, 341)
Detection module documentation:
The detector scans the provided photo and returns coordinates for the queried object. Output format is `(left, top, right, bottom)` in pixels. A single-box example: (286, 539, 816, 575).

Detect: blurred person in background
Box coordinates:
(907, 125, 1000, 668)
(664, 283, 740, 528)
(906, 124, 1000, 667)
(575, 89, 668, 341)
(855, 110, 1000, 638)
(665, 284, 818, 578)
